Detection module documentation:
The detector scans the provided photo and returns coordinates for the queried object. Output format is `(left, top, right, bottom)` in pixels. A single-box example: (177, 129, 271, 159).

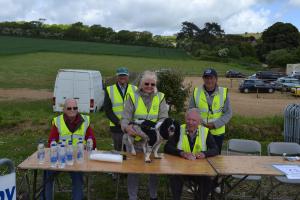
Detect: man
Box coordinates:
(189, 68, 232, 154)
(164, 108, 219, 200)
(43, 98, 96, 200)
(104, 67, 137, 151)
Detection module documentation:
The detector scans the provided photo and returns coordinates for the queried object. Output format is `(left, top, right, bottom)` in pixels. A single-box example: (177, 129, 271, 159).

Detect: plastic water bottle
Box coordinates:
(86, 137, 93, 159)
(37, 140, 45, 164)
(58, 143, 66, 168)
(76, 140, 84, 164)
(50, 142, 58, 168)
(66, 140, 74, 166)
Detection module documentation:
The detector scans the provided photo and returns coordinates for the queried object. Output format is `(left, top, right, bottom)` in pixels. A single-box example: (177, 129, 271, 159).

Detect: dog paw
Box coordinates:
(154, 156, 162, 159)
(131, 151, 136, 156)
(145, 159, 152, 163)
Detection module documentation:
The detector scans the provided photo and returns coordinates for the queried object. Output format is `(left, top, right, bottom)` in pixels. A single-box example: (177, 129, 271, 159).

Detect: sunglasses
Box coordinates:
(66, 107, 78, 111)
(144, 82, 156, 86)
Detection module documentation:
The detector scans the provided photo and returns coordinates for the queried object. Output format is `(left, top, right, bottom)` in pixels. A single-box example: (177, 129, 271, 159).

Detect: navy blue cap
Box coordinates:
(203, 68, 218, 77)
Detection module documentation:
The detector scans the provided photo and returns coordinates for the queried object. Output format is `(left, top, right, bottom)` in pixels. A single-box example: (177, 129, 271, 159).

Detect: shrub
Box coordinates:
(157, 69, 191, 112)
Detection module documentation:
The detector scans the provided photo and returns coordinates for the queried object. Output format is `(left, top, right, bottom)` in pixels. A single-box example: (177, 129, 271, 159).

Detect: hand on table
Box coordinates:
(180, 152, 196, 160)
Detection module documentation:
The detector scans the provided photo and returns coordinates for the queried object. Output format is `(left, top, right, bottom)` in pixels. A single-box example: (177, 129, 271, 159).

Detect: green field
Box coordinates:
(0, 36, 257, 89)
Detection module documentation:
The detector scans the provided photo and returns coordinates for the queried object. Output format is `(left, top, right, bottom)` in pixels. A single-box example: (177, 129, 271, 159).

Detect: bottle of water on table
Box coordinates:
(66, 140, 74, 166)
(37, 140, 45, 164)
(86, 137, 93, 159)
(50, 141, 58, 168)
(76, 140, 84, 164)
(58, 143, 66, 168)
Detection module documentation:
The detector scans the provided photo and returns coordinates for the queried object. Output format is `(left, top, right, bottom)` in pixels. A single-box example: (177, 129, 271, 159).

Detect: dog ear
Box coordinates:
(173, 120, 181, 141)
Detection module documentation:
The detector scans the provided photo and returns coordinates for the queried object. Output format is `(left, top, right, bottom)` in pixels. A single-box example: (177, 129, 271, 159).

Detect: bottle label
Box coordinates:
(51, 156, 57, 163)
(61, 156, 66, 163)
(67, 154, 73, 161)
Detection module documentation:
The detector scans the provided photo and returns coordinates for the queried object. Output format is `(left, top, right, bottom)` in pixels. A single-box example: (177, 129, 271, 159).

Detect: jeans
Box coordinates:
(42, 171, 83, 200)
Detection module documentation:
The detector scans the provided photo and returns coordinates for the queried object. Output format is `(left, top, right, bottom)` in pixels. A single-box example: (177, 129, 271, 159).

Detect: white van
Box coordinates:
(53, 69, 104, 113)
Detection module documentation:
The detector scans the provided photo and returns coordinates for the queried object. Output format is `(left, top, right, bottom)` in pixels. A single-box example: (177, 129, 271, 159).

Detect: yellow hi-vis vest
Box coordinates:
(193, 87, 227, 136)
(106, 84, 137, 126)
(126, 91, 165, 141)
(177, 124, 209, 153)
(52, 114, 90, 146)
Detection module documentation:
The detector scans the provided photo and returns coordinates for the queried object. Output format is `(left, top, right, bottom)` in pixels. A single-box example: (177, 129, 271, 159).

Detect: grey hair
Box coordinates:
(185, 108, 201, 118)
(139, 70, 158, 93)
(64, 98, 77, 109)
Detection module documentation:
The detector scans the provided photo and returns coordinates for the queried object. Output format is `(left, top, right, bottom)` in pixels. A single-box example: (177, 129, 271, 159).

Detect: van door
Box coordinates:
(74, 72, 90, 113)
(54, 71, 74, 112)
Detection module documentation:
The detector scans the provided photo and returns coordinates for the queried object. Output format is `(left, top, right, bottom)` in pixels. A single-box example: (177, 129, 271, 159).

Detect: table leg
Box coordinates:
(32, 170, 37, 200)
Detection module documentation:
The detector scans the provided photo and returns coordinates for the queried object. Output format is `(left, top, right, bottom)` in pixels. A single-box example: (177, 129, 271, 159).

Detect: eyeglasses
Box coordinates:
(66, 107, 78, 111)
(144, 82, 156, 86)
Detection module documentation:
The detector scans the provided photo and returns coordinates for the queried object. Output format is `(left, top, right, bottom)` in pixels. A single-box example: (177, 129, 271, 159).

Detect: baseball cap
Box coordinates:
(116, 67, 129, 76)
(203, 68, 218, 77)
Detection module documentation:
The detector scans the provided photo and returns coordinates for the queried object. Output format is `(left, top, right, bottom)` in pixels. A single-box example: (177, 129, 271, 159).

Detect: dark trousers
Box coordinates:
(169, 175, 213, 200)
(212, 134, 224, 155)
(111, 130, 124, 151)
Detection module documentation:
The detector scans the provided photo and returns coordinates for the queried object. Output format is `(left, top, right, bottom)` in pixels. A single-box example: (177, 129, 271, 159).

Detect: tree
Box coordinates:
(116, 30, 136, 44)
(64, 22, 89, 40)
(259, 22, 300, 57)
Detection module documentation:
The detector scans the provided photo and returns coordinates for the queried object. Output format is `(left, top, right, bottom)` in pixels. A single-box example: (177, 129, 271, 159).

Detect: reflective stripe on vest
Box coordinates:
(106, 84, 137, 126)
(53, 114, 90, 146)
(177, 124, 208, 153)
(193, 87, 227, 136)
(127, 91, 165, 141)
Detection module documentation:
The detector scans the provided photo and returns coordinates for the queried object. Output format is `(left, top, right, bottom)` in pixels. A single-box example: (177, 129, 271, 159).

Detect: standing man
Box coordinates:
(43, 98, 97, 200)
(164, 108, 219, 200)
(104, 67, 137, 151)
(189, 68, 232, 154)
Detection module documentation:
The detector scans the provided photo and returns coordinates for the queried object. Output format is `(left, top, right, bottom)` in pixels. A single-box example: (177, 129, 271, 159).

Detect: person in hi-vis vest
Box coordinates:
(104, 67, 137, 151)
(121, 70, 169, 200)
(189, 68, 232, 154)
(43, 98, 96, 200)
(164, 108, 218, 200)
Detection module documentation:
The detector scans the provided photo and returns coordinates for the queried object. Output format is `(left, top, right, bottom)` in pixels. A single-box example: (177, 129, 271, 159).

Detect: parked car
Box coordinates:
(272, 77, 300, 91)
(291, 86, 300, 96)
(256, 71, 285, 82)
(239, 79, 275, 93)
(225, 70, 246, 78)
(53, 69, 105, 113)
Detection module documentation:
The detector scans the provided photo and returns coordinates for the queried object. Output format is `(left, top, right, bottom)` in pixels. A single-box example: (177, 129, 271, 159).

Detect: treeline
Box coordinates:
(0, 21, 175, 48)
(176, 21, 300, 68)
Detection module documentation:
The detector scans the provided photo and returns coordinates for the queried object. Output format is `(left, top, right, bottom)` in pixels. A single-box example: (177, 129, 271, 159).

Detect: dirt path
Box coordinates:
(0, 88, 52, 101)
(185, 77, 300, 117)
(0, 77, 299, 116)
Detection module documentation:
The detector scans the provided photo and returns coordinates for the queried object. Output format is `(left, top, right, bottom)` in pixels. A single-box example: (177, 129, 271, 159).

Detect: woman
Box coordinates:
(121, 70, 169, 200)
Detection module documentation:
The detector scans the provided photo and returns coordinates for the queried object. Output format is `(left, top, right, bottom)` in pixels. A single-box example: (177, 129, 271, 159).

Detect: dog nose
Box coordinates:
(169, 126, 175, 132)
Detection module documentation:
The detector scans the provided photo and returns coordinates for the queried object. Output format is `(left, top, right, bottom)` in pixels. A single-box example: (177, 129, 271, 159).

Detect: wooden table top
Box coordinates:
(207, 155, 300, 176)
(18, 150, 217, 176)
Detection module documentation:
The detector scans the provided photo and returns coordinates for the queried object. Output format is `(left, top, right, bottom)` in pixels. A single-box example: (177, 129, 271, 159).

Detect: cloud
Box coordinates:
(222, 8, 271, 33)
(0, 0, 294, 35)
(288, 0, 300, 6)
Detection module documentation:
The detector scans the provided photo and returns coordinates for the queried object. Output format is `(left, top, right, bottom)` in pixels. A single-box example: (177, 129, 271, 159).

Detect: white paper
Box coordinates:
(90, 152, 123, 163)
(273, 164, 300, 179)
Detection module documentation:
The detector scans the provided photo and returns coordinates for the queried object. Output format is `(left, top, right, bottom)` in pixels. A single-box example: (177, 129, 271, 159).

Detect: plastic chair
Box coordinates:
(267, 142, 300, 200)
(224, 139, 262, 199)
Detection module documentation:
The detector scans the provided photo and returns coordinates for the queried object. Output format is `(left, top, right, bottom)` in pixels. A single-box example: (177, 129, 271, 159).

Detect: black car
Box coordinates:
(255, 71, 285, 81)
(225, 70, 246, 78)
(239, 79, 275, 93)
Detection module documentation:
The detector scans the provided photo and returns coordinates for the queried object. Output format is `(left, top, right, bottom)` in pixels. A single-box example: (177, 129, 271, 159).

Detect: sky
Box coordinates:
(0, 0, 300, 35)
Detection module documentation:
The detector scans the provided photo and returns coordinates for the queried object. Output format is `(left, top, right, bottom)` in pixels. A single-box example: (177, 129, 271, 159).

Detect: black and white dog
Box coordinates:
(126, 118, 180, 163)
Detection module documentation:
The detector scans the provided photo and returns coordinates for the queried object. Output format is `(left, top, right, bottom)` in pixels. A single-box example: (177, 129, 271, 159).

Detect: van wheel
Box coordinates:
(244, 88, 249, 93)
(268, 88, 274, 93)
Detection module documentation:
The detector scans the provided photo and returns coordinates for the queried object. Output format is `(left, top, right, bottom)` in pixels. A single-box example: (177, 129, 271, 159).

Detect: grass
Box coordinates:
(0, 36, 259, 89)
(0, 36, 188, 59)
(0, 52, 257, 89)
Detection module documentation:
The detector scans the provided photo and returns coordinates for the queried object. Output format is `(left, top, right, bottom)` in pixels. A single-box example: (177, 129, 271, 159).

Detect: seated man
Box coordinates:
(42, 98, 96, 200)
(164, 108, 218, 200)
